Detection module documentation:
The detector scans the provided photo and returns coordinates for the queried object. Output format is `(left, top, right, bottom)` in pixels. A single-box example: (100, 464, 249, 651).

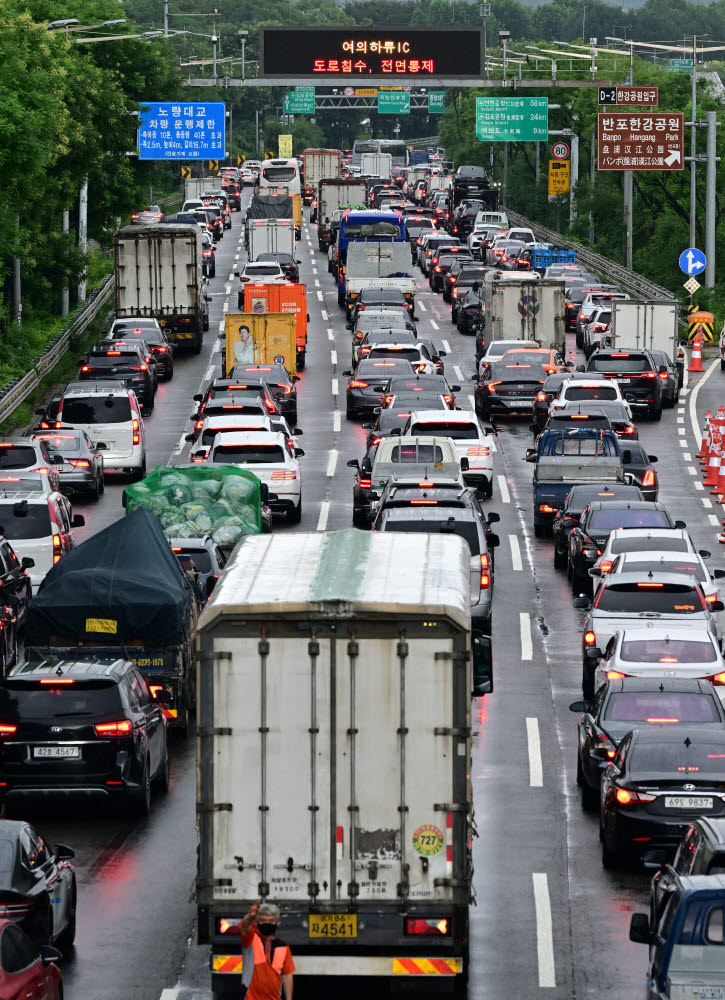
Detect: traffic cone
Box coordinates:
(697, 410, 712, 460)
(688, 332, 704, 373)
(704, 439, 722, 487)
(568, 349, 574, 366)
(704, 427, 720, 468)
(714, 457, 725, 501)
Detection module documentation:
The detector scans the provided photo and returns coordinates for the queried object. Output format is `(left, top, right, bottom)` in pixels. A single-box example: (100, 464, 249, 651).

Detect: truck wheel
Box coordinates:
(337, 293, 345, 309)
(194, 332, 203, 354)
(203, 313, 209, 332)
(296, 352, 305, 372)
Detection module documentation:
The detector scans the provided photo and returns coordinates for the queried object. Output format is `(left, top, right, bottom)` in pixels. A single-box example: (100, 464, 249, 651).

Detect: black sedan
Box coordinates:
(31, 430, 105, 501)
(475, 362, 548, 420)
(256, 252, 299, 283)
(570, 677, 725, 811)
(343, 358, 415, 420)
(430, 250, 473, 293)
(567, 500, 679, 593)
(649, 349, 679, 407)
(558, 401, 638, 439)
(600, 727, 725, 866)
(622, 442, 660, 501)
(349, 287, 412, 323)
(228, 363, 300, 423)
(552, 484, 644, 570)
(456, 287, 482, 335)
(0, 821, 76, 948)
(348, 443, 378, 527)
(381, 372, 461, 409)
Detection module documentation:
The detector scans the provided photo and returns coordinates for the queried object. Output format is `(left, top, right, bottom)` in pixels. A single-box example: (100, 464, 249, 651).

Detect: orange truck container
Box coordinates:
(243, 282, 309, 370)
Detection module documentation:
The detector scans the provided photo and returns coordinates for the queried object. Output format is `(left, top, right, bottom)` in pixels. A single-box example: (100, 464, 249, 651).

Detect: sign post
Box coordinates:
(475, 97, 548, 142)
(137, 101, 226, 161)
(597, 113, 684, 171)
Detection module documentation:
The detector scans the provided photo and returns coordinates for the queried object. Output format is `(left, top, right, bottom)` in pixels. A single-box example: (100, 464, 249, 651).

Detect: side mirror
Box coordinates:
(589, 566, 602, 578)
(569, 700, 589, 713)
(54, 843, 75, 861)
(193, 394, 202, 402)
(484, 427, 495, 436)
(292, 375, 301, 383)
(40, 945, 62, 966)
(342, 370, 352, 377)
(700, 549, 712, 560)
(641, 849, 667, 871)
(71, 514, 85, 528)
(294, 448, 305, 457)
(487, 512, 500, 524)
(205, 295, 211, 302)
(713, 570, 725, 580)
(346, 459, 360, 469)
(576, 365, 585, 372)
(710, 600, 725, 612)
(629, 913, 651, 945)
(573, 597, 590, 610)
(451, 384, 461, 392)
(293, 427, 303, 435)
(586, 647, 604, 660)
(460, 457, 469, 471)
(185, 433, 196, 442)
(438, 350, 447, 357)
(346, 323, 353, 330)
(233, 271, 239, 277)
(674, 520, 687, 529)
(361, 423, 372, 429)
(21, 557, 34, 569)
(218, 332, 225, 340)
(96, 442, 108, 451)
(390, 428, 402, 436)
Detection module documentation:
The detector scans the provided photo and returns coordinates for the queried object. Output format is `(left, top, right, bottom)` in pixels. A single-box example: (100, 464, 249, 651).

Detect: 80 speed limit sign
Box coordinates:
(551, 141, 570, 160)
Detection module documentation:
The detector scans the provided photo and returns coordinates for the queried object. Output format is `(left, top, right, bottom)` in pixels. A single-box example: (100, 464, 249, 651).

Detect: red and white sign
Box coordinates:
(344, 86, 354, 96)
(551, 141, 569, 160)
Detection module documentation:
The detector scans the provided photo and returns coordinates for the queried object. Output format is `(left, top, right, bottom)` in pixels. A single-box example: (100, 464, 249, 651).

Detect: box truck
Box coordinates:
(185, 177, 219, 202)
(196, 529, 474, 997)
(344, 242, 416, 318)
(605, 299, 680, 359)
(248, 219, 296, 262)
(114, 225, 210, 353)
(222, 312, 296, 376)
(317, 179, 368, 250)
(476, 275, 565, 363)
(360, 152, 392, 180)
(302, 149, 341, 204)
(242, 282, 309, 371)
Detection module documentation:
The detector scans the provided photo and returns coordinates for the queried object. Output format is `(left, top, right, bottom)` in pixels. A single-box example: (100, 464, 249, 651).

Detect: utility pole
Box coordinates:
(705, 110, 718, 289)
(480, 3, 490, 80)
(588, 130, 595, 244)
(78, 179, 88, 304)
(535, 142, 540, 183)
(500, 31, 510, 202)
(12, 212, 21, 328)
(569, 133, 579, 222)
(163, 0, 168, 36)
(690, 34, 697, 247)
(62, 209, 69, 318)
(623, 170, 633, 270)
(211, 33, 218, 81)
(255, 109, 260, 157)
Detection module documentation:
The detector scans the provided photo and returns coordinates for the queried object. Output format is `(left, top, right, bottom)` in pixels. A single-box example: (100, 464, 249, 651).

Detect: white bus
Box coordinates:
(351, 139, 408, 169)
(257, 158, 301, 196)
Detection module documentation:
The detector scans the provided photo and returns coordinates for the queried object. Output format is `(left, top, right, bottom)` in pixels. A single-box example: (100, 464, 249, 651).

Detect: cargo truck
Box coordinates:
(476, 275, 565, 364)
(185, 177, 219, 202)
(196, 529, 475, 998)
(114, 225, 210, 354)
(360, 152, 392, 180)
(256, 187, 302, 240)
(222, 312, 296, 376)
(344, 241, 416, 319)
(302, 149, 341, 204)
(241, 282, 309, 371)
(604, 299, 680, 361)
(317, 179, 368, 251)
(248, 219, 295, 262)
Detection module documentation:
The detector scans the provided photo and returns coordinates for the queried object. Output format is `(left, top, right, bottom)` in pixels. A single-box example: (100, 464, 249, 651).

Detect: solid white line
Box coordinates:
(316, 500, 330, 531)
(520, 613, 532, 660)
(328, 329, 335, 341)
(173, 434, 185, 456)
(333, 411, 341, 432)
(498, 475, 511, 503)
(326, 450, 338, 477)
(709, 514, 722, 527)
(317, 291, 324, 301)
(331, 350, 337, 365)
(442, 340, 451, 353)
(453, 365, 463, 381)
(429, 319, 439, 330)
(510, 534, 523, 571)
(321, 309, 329, 321)
(418, 300, 427, 312)
(526, 718, 543, 787)
(331, 378, 338, 396)
(689, 359, 719, 444)
(532, 873, 556, 988)
(159, 990, 179, 1000)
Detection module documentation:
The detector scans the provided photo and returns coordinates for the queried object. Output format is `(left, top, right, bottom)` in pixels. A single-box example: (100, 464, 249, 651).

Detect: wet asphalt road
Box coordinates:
(28, 193, 725, 1000)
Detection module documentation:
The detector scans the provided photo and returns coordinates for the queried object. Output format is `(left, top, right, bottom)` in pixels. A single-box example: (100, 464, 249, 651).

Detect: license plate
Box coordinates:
(309, 914, 357, 938)
(664, 796, 713, 809)
(33, 746, 80, 759)
(700, 989, 724, 999)
(618, 378, 631, 385)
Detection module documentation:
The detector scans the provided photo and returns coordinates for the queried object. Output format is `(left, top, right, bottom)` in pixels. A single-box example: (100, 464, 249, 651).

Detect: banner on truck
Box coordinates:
(225, 313, 296, 371)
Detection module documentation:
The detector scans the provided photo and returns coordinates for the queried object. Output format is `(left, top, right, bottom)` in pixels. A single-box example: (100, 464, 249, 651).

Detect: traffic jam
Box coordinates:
(0, 144, 722, 1000)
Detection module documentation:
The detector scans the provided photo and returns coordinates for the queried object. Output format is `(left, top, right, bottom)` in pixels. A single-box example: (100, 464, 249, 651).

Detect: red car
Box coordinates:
(0, 918, 62, 999)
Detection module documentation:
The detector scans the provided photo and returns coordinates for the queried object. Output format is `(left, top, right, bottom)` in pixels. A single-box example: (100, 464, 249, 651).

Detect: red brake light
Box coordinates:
(94, 720, 133, 736)
(710, 673, 725, 685)
(706, 593, 719, 604)
(637, 582, 663, 588)
(39, 678, 74, 685)
(646, 718, 680, 724)
(81, 366, 89, 372)
(616, 787, 655, 805)
(539, 504, 555, 514)
(105, 350, 121, 356)
(536, 392, 546, 401)
(659, 372, 669, 380)
(67, 459, 90, 468)
(599, 560, 613, 574)
(132, 418, 140, 446)
(487, 381, 501, 392)
(52, 534, 62, 564)
(0, 725, 16, 735)
(405, 918, 449, 936)
(349, 380, 369, 389)
(584, 631, 596, 645)
(359, 478, 371, 488)
(480, 553, 490, 590)
(606, 670, 626, 680)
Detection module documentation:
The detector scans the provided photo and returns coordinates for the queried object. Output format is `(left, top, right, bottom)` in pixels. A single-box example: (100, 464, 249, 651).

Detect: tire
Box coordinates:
(601, 829, 622, 869)
(571, 565, 591, 596)
(144, 394, 154, 414)
(154, 739, 170, 793)
(98, 473, 105, 496)
(575, 330, 583, 349)
(131, 457, 147, 483)
(89, 476, 100, 502)
(337, 293, 345, 309)
(582, 661, 594, 702)
(194, 332, 203, 355)
(346, 407, 355, 420)
(162, 364, 174, 382)
(650, 404, 663, 421)
(296, 353, 305, 372)
(581, 778, 599, 812)
(553, 543, 567, 569)
(352, 509, 368, 528)
(57, 880, 76, 948)
(203, 313, 210, 332)
(131, 758, 152, 817)
(287, 498, 302, 524)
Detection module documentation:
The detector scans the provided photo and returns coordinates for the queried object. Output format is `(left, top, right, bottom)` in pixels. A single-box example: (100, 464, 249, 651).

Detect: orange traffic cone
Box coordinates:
(704, 438, 722, 487)
(714, 458, 725, 501)
(698, 411, 712, 461)
(688, 332, 704, 373)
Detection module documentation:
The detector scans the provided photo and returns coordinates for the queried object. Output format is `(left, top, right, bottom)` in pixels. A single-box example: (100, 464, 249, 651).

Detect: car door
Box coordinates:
(0, 922, 54, 1000)
(132, 670, 164, 776)
(18, 826, 64, 943)
(570, 507, 590, 565)
(648, 889, 680, 993)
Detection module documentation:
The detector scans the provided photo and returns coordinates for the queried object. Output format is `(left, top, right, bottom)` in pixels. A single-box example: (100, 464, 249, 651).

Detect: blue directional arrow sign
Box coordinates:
(679, 247, 707, 275)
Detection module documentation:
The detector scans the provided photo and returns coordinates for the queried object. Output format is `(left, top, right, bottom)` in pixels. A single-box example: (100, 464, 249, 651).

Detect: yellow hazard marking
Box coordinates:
(392, 958, 461, 975)
(213, 955, 243, 973)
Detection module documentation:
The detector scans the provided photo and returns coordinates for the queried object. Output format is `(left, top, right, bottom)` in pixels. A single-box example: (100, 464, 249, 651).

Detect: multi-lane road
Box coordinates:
(27, 193, 725, 1000)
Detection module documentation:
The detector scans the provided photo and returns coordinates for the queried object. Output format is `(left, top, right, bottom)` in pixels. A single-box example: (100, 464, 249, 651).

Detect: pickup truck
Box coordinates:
(369, 436, 467, 507)
(528, 428, 624, 536)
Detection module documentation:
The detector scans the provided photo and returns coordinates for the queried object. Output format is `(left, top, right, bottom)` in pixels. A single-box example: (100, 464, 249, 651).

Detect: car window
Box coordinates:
(596, 583, 701, 614)
(409, 421, 479, 440)
(0, 924, 39, 974)
(605, 692, 720, 723)
(588, 510, 670, 531)
(0, 681, 124, 720)
(62, 397, 132, 424)
(619, 637, 716, 662)
(631, 741, 725, 774)
(0, 447, 37, 469)
(708, 854, 725, 875)
(212, 445, 285, 464)
(0, 504, 51, 540)
(390, 444, 445, 464)
(19, 827, 44, 871)
(610, 536, 689, 554)
(589, 356, 651, 373)
(381, 517, 481, 555)
(706, 907, 725, 944)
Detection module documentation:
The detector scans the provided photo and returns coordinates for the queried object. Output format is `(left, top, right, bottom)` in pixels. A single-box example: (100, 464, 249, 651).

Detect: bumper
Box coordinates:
(58, 473, 97, 493)
(269, 492, 300, 514)
(486, 397, 537, 416)
(347, 392, 382, 416)
(610, 810, 695, 852)
(463, 470, 492, 490)
(212, 954, 463, 983)
(103, 448, 144, 472)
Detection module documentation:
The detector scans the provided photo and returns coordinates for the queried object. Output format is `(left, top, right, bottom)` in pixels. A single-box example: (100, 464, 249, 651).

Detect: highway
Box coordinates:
(28, 194, 725, 1000)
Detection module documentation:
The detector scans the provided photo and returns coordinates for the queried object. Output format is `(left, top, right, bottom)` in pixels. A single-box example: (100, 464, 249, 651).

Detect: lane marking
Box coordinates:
(520, 612, 532, 660)
(223, 302, 228, 313)
(454, 365, 463, 382)
(331, 350, 337, 365)
(418, 300, 427, 312)
(679, 439, 687, 448)
(218, 320, 224, 332)
(709, 514, 722, 527)
(526, 718, 543, 787)
(442, 340, 451, 353)
(677, 415, 684, 423)
(689, 359, 719, 444)
(159, 989, 179, 1000)
(234, 253, 239, 261)
(695, 481, 704, 491)
(204, 364, 214, 383)
(498, 475, 511, 504)
(211, 339, 220, 357)
(328, 329, 335, 341)
(468, 394, 476, 410)
(321, 309, 329, 321)
(702, 497, 713, 508)
(316, 500, 330, 531)
(688, 466, 697, 475)
(533, 873, 556, 987)
(314, 279, 320, 287)
(173, 434, 185, 456)
(684, 453, 692, 461)
(430, 319, 439, 330)
(509, 534, 523, 571)
(224, 283, 230, 294)
(326, 450, 338, 477)
(333, 411, 341, 432)
(678, 427, 686, 435)
(331, 378, 338, 396)
(317, 291, 324, 302)
(312, 267, 318, 274)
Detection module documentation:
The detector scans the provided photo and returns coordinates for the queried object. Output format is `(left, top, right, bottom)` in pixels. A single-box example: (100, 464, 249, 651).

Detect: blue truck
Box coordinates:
(528, 428, 624, 536)
(335, 210, 406, 308)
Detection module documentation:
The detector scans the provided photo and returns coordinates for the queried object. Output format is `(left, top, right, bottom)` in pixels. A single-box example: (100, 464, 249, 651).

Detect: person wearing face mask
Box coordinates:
(239, 900, 295, 1000)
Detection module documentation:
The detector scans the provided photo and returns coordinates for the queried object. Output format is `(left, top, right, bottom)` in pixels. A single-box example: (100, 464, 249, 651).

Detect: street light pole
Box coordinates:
(690, 34, 697, 247)
(163, 0, 168, 36)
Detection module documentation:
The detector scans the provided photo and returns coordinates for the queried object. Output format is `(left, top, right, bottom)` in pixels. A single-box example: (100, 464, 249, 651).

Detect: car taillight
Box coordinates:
(81, 365, 90, 372)
(599, 560, 613, 574)
(129, 365, 147, 371)
(579, 312, 586, 319)
(450, 276, 457, 283)
(536, 392, 546, 401)
(480, 553, 491, 590)
(623, 426, 635, 434)
(539, 504, 555, 514)
(705, 594, 719, 605)
(593, 734, 616, 759)
(217, 917, 242, 935)
(659, 372, 669, 380)
(405, 918, 449, 936)
(487, 382, 501, 392)
(132, 419, 140, 446)
(349, 380, 369, 388)
(67, 459, 90, 468)
(52, 534, 62, 565)
(467, 447, 490, 457)
(584, 631, 596, 645)
(0, 724, 16, 736)
(95, 720, 133, 736)
(708, 673, 725, 685)
(606, 670, 626, 680)
(271, 471, 297, 481)
(615, 787, 655, 806)
(359, 478, 371, 488)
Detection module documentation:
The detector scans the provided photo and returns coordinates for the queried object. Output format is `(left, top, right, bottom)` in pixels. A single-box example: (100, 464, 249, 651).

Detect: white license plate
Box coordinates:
(33, 746, 80, 759)
(700, 989, 723, 999)
(664, 796, 713, 809)
(618, 378, 631, 385)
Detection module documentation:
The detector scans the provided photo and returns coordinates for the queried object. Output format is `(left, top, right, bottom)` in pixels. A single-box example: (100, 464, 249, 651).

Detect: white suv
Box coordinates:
(404, 409, 495, 498)
(55, 381, 146, 480)
(549, 378, 631, 418)
(0, 489, 84, 593)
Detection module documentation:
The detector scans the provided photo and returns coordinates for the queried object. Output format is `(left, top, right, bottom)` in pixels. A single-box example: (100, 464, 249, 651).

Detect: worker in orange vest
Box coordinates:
(239, 900, 295, 1000)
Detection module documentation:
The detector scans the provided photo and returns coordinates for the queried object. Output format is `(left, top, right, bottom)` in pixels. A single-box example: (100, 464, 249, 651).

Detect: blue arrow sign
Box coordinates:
(679, 247, 706, 275)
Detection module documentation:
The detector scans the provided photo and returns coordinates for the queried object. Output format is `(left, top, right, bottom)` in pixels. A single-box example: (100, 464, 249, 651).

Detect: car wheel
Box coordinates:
(582, 661, 594, 701)
(98, 473, 105, 496)
(288, 498, 302, 525)
(144, 395, 155, 414)
(89, 477, 100, 502)
(575, 331, 583, 349)
(650, 404, 662, 421)
(352, 509, 368, 528)
(533, 523, 545, 538)
(571, 565, 591, 596)
(576, 754, 584, 787)
(58, 880, 76, 948)
(553, 543, 567, 569)
(162, 365, 174, 382)
(154, 740, 170, 793)
(581, 779, 599, 812)
(131, 458, 147, 483)
(131, 758, 152, 816)
(346, 407, 355, 420)
(601, 829, 622, 869)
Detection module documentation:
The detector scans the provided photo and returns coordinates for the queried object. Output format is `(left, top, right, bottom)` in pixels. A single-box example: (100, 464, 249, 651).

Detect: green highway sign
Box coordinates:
(378, 91, 410, 115)
(669, 58, 694, 69)
(284, 90, 315, 114)
(475, 97, 548, 142)
(428, 91, 446, 114)
(295, 86, 315, 93)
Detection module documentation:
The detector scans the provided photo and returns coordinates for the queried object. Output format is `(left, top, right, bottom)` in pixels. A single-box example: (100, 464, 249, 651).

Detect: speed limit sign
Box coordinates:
(551, 141, 570, 160)
(344, 86, 354, 97)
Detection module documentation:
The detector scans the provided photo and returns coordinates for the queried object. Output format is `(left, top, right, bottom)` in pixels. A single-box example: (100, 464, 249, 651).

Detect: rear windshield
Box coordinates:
(409, 421, 479, 440)
(0, 681, 123, 720)
(201, 426, 261, 445)
(589, 510, 670, 531)
(624, 560, 706, 582)
(368, 348, 421, 362)
(390, 444, 445, 463)
(262, 167, 296, 182)
(620, 638, 716, 663)
(0, 447, 37, 469)
(212, 445, 285, 464)
(0, 504, 51, 540)
(173, 548, 212, 574)
(87, 353, 139, 367)
(565, 386, 618, 401)
(550, 437, 618, 457)
(630, 742, 725, 774)
(62, 397, 132, 424)
(245, 265, 281, 276)
(596, 583, 702, 614)
(34, 434, 82, 453)
(381, 518, 480, 555)
(356, 314, 407, 331)
(610, 536, 689, 554)
(606, 692, 719, 722)
(205, 403, 264, 417)
(344, 222, 401, 238)
(590, 356, 651, 373)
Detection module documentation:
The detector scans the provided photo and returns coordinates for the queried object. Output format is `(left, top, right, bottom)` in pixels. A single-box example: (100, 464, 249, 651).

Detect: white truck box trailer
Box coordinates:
(185, 177, 220, 202)
(248, 218, 296, 261)
(479, 274, 566, 358)
(606, 299, 680, 358)
(360, 152, 393, 180)
(302, 149, 341, 204)
(317, 179, 369, 250)
(196, 529, 474, 995)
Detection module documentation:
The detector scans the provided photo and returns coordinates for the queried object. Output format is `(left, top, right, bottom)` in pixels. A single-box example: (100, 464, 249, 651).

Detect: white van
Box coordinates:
(56, 382, 146, 480)
(0, 490, 84, 593)
(369, 436, 466, 506)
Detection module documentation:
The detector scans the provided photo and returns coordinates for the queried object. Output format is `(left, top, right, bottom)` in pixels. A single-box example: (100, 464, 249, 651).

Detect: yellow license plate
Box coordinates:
(309, 913, 357, 938)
